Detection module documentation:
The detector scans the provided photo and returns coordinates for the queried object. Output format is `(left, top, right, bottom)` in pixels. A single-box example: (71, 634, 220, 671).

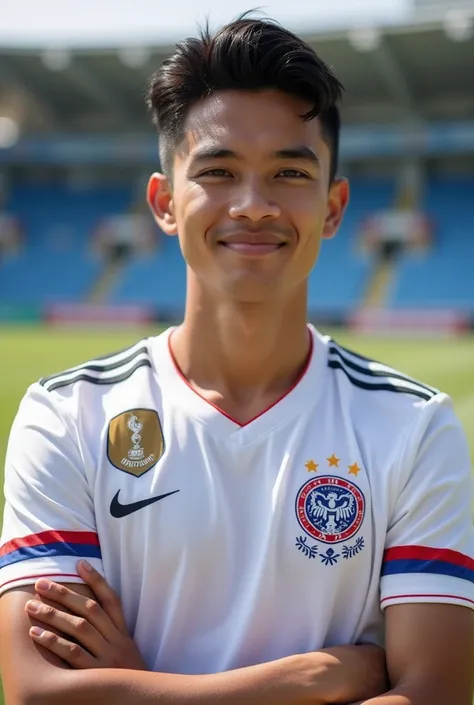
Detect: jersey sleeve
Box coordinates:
(0, 383, 103, 595)
(380, 394, 474, 611)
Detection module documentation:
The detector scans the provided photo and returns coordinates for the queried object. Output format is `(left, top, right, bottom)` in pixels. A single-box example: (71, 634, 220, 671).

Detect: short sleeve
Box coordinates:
(0, 383, 103, 595)
(381, 394, 474, 611)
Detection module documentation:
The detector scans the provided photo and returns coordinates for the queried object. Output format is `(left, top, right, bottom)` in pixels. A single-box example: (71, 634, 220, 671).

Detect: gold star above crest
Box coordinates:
(348, 462, 361, 476)
(305, 460, 319, 473)
(327, 454, 340, 468)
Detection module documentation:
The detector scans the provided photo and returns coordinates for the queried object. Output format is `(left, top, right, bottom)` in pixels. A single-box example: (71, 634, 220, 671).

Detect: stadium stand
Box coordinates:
(0, 6, 473, 327)
(307, 178, 395, 313)
(1, 174, 473, 316)
(389, 176, 474, 310)
(0, 184, 131, 305)
(0, 177, 396, 315)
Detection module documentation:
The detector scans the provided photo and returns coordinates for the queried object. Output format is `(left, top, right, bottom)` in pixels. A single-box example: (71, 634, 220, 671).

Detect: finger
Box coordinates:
(25, 599, 108, 657)
(77, 561, 128, 634)
(29, 626, 96, 669)
(34, 590, 74, 615)
(34, 579, 118, 643)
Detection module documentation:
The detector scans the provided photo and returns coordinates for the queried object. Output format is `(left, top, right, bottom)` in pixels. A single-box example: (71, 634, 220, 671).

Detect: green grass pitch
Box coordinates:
(0, 324, 473, 702)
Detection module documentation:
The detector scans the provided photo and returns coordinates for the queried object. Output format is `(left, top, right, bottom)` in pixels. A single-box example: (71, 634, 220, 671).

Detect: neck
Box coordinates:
(170, 280, 311, 402)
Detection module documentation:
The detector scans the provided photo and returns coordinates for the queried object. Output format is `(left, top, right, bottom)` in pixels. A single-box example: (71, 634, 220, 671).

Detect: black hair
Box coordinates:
(147, 14, 344, 183)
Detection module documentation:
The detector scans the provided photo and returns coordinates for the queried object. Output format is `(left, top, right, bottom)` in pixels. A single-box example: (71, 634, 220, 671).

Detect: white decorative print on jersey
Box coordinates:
(127, 414, 145, 461)
(295, 455, 366, 566)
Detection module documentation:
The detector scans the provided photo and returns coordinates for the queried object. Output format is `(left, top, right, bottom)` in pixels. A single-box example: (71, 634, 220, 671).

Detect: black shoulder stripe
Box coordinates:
(328, 360, 434, 401)
(331, 340, 375, 363)
(328, 345, 438, 395)
(39, 345, 148, 387)
(44, 359, 152, 393)
(331, 341, 439, 392)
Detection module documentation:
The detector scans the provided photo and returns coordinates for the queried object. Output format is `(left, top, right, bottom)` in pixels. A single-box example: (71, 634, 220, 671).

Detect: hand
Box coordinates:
(25, 560, 148, 671)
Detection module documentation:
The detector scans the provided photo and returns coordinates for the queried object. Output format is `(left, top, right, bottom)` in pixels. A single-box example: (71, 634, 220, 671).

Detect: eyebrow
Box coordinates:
(273, 147, 321, 167)
(190, 145, 321, 167)
(190, 147, 241, 164)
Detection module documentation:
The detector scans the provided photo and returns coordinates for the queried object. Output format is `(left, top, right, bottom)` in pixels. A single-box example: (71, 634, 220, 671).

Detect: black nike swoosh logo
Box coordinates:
(110, 489, 180, 518)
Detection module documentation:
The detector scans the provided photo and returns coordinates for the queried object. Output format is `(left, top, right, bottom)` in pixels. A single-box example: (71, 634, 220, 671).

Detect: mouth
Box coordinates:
(217, 231, 288, 256)
(219, 242, 286, 255)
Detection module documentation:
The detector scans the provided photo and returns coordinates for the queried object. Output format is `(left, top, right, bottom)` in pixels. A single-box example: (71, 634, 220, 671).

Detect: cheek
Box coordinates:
(285, 190, 328, 235)
(175, 186, 223, 233)
(286, 191, 328, 266)
(173, 188, 221, 265)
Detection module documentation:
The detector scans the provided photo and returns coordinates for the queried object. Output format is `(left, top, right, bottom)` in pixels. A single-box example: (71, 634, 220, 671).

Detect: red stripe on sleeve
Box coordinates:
(0, 572, 81, 592)
(381, 593, 474, 607)
(384, 545, 474, 571)
(0, 530, 100, 557)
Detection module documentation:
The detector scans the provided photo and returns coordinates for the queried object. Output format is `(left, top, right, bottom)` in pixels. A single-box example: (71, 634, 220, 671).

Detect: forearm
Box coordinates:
(34, 653, 320, 705)
(32, 645, 387, 705)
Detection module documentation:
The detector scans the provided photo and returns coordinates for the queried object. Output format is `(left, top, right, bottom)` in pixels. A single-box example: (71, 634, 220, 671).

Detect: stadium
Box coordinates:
(0, 0, 474, 700)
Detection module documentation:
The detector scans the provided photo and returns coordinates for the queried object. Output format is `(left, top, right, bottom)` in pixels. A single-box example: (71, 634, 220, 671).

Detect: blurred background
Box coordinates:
(1, 0, 474, 326)
(0, 0, 473, 699)
(1, 0, 474, 478)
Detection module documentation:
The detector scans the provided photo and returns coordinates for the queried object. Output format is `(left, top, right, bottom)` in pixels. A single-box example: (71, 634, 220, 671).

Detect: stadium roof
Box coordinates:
(0, 0, 407, 48)
(0, 9, 473, 138)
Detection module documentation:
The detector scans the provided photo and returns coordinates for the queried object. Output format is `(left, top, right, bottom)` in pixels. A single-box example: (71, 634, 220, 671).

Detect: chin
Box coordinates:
(221, 277, 284, 303)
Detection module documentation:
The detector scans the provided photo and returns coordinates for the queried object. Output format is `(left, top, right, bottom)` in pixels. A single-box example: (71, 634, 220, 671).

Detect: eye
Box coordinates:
(276, 169, 309, 179)
(198, 168, 233, 177)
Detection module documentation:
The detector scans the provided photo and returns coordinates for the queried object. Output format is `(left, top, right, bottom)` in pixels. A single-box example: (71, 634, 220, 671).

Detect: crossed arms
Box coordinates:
(1, 562, 473, 705)
(2, 389, 474, 703)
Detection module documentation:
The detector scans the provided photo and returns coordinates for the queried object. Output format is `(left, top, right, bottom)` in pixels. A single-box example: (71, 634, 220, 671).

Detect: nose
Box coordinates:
(228, 180, 281, 222)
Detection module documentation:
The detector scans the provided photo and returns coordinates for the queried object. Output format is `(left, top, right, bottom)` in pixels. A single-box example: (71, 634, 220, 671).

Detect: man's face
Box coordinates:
(148, 89, 348, 303)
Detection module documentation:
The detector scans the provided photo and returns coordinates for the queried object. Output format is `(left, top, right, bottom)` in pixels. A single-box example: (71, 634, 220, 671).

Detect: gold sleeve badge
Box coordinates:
(107, 408, 164, 477)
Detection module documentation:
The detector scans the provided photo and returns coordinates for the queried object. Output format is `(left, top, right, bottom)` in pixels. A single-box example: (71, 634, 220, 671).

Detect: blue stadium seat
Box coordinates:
(2, 177, 473, 315)
(111, 239, 186, 309)
(0, 183, 132, 304)
(389, 177, 474, 310)
(0, 250, 102, 303)
(308, 178, 394, 312)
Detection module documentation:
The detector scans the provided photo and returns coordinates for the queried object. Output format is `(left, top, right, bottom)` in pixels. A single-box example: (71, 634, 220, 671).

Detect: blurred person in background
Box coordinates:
(0, 185, 21, 261)
(0, 14, 473, 705)
(93, 203, 158, 261)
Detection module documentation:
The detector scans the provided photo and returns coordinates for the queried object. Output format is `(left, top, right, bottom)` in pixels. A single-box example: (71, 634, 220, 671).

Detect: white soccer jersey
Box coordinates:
(1, 325, 473, 673)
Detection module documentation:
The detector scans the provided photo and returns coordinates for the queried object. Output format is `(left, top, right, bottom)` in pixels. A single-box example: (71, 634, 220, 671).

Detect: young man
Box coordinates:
(1, 16, 474, 705)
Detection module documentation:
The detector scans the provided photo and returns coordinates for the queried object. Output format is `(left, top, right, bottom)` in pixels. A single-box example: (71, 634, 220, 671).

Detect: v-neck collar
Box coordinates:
(151, 325, 327, 447)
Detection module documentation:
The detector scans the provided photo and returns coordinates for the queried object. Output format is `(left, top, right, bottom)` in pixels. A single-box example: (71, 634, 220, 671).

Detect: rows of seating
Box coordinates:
(0, 178, 472, 313)
(388, 177, 474, 310)
(0, 184, 131, 304)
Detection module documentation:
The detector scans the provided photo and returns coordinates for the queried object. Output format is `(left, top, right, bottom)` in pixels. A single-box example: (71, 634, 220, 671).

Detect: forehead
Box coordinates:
(180, 89, 327, 160)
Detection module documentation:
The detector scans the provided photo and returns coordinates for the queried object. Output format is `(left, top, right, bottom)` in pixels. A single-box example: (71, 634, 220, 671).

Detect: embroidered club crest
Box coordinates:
(295, 476, 365, 544)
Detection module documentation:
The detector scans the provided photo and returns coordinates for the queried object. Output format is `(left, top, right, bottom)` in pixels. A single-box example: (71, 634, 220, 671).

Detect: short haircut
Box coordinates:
(147, 14, 344, 183)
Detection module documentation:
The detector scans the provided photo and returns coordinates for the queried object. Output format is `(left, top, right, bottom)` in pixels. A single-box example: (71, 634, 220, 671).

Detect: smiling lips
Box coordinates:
(218, 232, 287, 256)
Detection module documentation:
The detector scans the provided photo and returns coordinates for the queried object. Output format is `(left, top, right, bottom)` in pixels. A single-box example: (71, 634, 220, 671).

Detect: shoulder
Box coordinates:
(326, 337, 439, 404)
(25, 329, 174, 440)
(12, 335, 162, 436)
(318, 334, 471, 490)
(6, 337, 153, 456)
(321, 333, 451, 452)
(38, 338, 153, 395)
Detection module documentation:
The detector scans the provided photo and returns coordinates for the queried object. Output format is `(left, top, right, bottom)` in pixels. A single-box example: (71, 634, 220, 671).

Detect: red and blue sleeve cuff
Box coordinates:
(382, 545, 474, 584)
(0, 530, 101, 570)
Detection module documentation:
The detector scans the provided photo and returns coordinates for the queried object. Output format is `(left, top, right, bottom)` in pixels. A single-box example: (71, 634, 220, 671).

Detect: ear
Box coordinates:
(146, 173, 178, 236)
(322, 177, 349, 240)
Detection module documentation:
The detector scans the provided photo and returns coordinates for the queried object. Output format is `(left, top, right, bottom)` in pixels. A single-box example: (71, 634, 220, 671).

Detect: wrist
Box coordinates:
(298, 650, 347, 704)
(316, 645, 388, 704)
(279, 652, 335, 704)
